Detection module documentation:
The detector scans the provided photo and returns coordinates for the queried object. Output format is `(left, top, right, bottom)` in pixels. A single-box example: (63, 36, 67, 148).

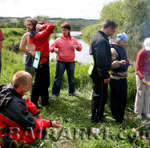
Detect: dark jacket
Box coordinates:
(111, 44, 129, 73)
(0, 84, 36, 129)
(0, 84, 51, 146)
(90, 31, 112, 79)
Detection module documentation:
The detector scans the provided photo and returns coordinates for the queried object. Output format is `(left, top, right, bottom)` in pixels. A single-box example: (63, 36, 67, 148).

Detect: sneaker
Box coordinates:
(69, 92, 79, 97)
(52, 94, 58, 99)
(146, 114, 150, 119)
(137, 114, 142, 120)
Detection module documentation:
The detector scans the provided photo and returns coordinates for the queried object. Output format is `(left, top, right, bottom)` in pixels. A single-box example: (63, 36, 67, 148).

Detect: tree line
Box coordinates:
(0, 16, 97, 32)
(81, 0, 150, 60)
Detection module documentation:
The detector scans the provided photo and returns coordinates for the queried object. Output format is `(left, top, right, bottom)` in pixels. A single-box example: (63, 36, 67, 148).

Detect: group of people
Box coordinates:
(0, 18, 82, 147)
(20, 18, 82, 109)
(89, 20, 129, 124)
(0, 18, 150, 147)
(90, 19, 150, 124)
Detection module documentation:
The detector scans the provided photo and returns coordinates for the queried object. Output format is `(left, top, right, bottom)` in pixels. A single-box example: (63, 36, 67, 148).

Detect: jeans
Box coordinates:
(25, 54, 34, 76)
(52, 61, 75, 95)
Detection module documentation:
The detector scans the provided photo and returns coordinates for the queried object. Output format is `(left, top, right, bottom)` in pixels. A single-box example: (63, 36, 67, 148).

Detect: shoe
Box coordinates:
(146, 114, 150, 119)
(37, 105, 42, 109)
(42, 102, 50, 107)
(96, 116, 106, 123)
(52, 94, 58, 99)
(137, 114, 142, 120)
(116, 120, 123, 124)
(69, 92, 79, 97)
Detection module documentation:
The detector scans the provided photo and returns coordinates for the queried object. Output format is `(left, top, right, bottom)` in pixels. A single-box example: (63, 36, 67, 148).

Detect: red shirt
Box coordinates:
(136, 48, 150, 80)
(0, 29, 4, 41)
(29, 23, 55, 64)
(50, 35, 82, 62)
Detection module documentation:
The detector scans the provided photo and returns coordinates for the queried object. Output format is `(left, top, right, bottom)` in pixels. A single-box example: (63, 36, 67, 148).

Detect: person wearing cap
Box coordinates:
(134, 37, 150, 119)
(110, 32, 130, 123)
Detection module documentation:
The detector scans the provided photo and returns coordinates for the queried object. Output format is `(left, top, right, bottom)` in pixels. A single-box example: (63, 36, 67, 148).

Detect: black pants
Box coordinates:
(52, 61, 75, 96)
(110, 78, 127, 123)
(31, 61, 50, 107)
(91, 71, 108, 122)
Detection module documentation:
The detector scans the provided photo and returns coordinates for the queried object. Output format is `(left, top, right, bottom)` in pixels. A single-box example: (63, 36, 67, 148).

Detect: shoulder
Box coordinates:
(54, 37, 62, 43)
(21, 32, 29, 40)
(138, 48, 145, 56)
(71, 37, 77, 40)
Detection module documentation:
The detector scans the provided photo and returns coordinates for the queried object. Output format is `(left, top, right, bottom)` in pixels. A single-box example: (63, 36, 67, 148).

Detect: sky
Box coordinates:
(0, 0, 115, 19)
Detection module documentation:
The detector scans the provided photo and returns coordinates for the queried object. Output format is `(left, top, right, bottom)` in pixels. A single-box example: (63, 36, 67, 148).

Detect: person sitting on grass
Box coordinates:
(0, 71, 61, 148)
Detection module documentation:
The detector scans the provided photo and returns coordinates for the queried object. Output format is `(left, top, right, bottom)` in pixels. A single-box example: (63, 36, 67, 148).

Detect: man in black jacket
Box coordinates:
(0, 71, 61, 147)
(90, 20, 117, 123)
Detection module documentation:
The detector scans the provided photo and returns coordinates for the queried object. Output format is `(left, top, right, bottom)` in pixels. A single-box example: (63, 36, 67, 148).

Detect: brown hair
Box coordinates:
(12, 71, 32, 88)
(61, 22, 71, 36)
(24, 18, 38, 31)
(102, 19, 117, 29)
(61, 22, 71, 30)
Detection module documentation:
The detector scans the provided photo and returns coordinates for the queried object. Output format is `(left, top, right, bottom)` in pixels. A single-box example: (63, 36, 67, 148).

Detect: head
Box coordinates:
(115, 32, 128, 48)
(143, 37, 150, 51)
(36, 21, 44, 32)
(61, 22, 71, 37)
(101, 19, 117, 36)
(12, 71, 32, 96)
(24, 18, 38, 32)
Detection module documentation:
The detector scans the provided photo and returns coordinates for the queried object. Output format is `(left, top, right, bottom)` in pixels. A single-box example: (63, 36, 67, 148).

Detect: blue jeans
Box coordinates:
(25, 54, 34, 76)
(52, 61, 75, 95)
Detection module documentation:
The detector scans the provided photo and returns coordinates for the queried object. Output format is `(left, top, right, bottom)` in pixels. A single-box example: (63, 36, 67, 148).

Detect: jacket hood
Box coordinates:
(0, 84, 20, 109)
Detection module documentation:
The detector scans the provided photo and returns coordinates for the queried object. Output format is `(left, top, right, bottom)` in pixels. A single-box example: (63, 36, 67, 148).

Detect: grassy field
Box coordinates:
(0, 48, 150, 148)
(1, 28, 150, 148)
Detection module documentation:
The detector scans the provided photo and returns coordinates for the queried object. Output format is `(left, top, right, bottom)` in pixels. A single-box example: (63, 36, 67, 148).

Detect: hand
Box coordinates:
(36, 24, 43, 32)
(52, 121, 62, 128)
(104, 78, 110, 84)
(129, 59, 133, 66)
(31, 51, 35, 56)
(54, 48, 58, 53)
(143, 79, 148, 85)
(38, 114, 42, 119)
(119, 60, 126, 65)
(73, 45, 78, 49)
(28, 50, 35, 56)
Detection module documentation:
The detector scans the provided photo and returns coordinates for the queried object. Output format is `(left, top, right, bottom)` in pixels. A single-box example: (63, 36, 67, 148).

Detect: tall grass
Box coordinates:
(2, 28, 26, 52)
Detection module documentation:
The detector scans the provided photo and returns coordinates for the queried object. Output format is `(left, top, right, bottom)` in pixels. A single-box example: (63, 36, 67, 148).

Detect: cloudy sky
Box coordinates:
(0, 0, 115, 19)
